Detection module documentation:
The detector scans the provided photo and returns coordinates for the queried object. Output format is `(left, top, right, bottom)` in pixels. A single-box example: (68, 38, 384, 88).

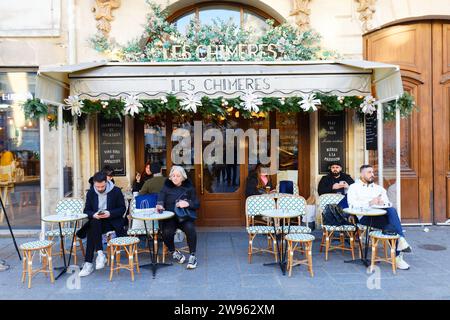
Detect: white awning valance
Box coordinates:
(36, 60, 403, 102)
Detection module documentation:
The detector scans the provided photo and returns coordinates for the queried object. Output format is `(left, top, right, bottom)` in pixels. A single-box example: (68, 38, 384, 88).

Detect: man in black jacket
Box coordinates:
(318, 162, 355, 196)
(78, 171, 126, 277)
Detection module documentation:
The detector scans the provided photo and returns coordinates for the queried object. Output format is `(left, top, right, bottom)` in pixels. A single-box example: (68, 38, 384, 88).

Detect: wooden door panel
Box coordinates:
(364, 23, 433, 223)
(433, 22, 450, 222)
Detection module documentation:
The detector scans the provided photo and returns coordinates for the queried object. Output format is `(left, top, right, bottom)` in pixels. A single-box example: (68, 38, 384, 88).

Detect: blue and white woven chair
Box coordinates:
(276, 195, 311, 234)
(245, 195, 277, 263)
(318, 193, 356, 261)
(44, 198, 85, 265)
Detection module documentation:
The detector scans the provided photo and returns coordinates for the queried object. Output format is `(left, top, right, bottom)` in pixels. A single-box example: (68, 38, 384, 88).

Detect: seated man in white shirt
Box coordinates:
(347, 164, 411, 270)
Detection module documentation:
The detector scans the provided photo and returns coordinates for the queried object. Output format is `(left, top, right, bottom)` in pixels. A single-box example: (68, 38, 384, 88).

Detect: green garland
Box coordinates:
(89, 1, 340, 62)
(22, 92, 416, 129)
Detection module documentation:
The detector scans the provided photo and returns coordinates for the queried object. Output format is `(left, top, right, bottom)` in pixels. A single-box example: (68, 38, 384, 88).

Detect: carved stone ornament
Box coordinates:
(289, 0, 312, 30)
(92, 0, 121, 36)
(355, 0, 376, 32)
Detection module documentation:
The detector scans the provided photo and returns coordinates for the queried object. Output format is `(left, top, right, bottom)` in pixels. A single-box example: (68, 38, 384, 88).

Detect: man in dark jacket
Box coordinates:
(78, 171, 126, 277)
(318, 162, 355, 195)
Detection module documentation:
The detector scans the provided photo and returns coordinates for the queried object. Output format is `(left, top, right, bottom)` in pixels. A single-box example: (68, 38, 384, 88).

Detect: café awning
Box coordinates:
(36, 60, 403, 103)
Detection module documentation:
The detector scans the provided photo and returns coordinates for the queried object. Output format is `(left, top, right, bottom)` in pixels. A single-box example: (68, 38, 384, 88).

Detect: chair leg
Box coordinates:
(128, 246, 135, 282)
(134, 245, 140, 274)
(272, 236, 278, 263)
(21, 251, 27, 283)
(340, 233, 345, 254)
(48, 248, 55, 283)
(325, 232, 331, 261)
(116, 250, 121, 275)
(27, 251, 33, 289)
(288, 241, 293, 277)
(390, 239, 397, 274)
(350, 233, 355, 261)
(319, 232, 325, 253)
(72, 241, 77, 265)
(248, 234, 253, 264)
(370, 238, 377, 273)
(307, 242, 314, 277)
(109, 246, 115, 281)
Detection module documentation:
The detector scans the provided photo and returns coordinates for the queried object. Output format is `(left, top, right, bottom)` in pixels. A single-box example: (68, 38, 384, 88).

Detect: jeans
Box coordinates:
(359, 207, 404, 255)
(84, 219, 115, 263)
(161, 217, 197, 254)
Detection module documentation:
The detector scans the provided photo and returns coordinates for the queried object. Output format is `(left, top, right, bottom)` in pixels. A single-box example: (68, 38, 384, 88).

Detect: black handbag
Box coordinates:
(173, 189, 197, 223)
(322, 204, 352, 226)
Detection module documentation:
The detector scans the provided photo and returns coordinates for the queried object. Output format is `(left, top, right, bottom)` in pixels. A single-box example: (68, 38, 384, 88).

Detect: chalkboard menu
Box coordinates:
(98, 115, 126, 176)
(365, 113, 378, 150)
(318, 111, 346, 174)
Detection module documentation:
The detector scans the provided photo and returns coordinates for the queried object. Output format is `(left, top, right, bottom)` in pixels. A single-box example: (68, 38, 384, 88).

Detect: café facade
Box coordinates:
(0, 0, 449, 231)
(35, 59, 404, 227)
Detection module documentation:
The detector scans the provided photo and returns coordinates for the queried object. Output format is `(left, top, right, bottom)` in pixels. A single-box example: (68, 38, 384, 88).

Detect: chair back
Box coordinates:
(54, 197, 85, 229)
(276, 182, 299, 195)
(317, 193, 345, 213)
(245, 195, 276, 227)
(277, 195, 307, 216)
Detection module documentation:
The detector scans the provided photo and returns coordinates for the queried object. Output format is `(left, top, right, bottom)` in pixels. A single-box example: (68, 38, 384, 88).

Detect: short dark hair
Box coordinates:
(92, 171, 107, 183)
(102, 165, 114, 176)
(150, 162, 162, 174)
(360, 164, 373, 172)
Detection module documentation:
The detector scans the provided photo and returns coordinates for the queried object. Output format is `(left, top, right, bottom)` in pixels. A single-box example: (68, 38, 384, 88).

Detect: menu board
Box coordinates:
(365, 113, 378, 150)
(318, 111, 346, 174)
(98, 115, 126, 176)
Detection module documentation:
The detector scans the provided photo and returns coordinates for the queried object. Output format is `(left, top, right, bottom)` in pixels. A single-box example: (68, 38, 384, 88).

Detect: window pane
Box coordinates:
(174, 11, 195, 34)
(144, 119, 167, 174)
(199, 6, 240, 26)
(0, 72, 40, 228)
(243, 10, 269, 38)
(172, 117, 195, 186)
(277, 112, 298, 171)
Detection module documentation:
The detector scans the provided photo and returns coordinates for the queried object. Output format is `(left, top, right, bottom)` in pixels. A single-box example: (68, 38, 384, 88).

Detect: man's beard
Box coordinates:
(331, 171, 340, 177)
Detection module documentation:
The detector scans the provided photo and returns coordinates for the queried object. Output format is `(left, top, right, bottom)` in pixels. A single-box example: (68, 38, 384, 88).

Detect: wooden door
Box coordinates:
(364, 23, 433, 223)
(432, 22, 450, 223)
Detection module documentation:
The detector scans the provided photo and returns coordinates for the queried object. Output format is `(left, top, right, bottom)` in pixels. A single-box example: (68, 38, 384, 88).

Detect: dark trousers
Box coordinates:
(161, 217, 197, 254)
(359, 207, 404, 255)
(85, 219, 115, 263)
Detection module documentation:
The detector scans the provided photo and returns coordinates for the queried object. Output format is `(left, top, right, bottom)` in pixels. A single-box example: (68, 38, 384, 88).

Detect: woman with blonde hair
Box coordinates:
(156, 165, 200, 269)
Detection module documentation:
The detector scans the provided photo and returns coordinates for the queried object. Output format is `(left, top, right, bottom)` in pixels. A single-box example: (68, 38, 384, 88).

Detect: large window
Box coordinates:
(170, 3, 274, 37)
(0, 71, 40, 228)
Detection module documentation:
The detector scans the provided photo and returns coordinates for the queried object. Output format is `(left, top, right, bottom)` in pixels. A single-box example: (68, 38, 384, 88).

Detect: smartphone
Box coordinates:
(97, 211, 106, 216)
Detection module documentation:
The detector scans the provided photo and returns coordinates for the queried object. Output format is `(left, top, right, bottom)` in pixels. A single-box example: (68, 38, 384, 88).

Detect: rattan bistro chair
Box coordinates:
(276, 195, 311, 234)
(318, 193, 356, 261)
(44, 198, 85, 264)
(245, 195, 278, 263)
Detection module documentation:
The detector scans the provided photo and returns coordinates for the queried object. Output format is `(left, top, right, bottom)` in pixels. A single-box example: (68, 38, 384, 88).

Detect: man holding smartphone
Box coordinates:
(77, 171, 126, 277)
(318, 162, 355, 196)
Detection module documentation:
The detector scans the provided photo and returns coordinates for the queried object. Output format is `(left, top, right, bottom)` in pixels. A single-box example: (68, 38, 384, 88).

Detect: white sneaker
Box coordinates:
(172, 250, 186, 264)
(95, 251, 107, 270)
(396, 253, 410, 270)
(186, 254, 197, 269)
(79, 262, 94, 277)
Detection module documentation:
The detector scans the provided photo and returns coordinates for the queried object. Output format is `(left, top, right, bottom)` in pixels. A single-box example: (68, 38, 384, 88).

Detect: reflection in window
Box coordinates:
(0, 72, 40, 228)
(277, 112, 298, 171)
(172, 4, 270, 35)
(172, 117, 196, 186)
(144, 119, 167, 175)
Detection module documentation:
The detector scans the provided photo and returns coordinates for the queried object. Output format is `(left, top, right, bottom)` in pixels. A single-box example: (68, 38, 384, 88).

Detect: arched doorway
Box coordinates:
(363, 19, 450, 224)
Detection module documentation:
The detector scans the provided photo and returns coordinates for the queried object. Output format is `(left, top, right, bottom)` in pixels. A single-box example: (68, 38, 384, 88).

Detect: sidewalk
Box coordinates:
(1, 226, 450, 300)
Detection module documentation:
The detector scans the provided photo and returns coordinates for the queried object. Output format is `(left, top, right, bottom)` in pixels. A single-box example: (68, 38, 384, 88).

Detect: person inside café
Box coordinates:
(132, 161, 153, 192)
(318, 161, 355, 195)
(245, 163, 274, 197)
(156, 165, 200, 269)
(88, 165, 116, 188)
(78, 171, 127, 277)
(347, 164, 412, 270)
(139, 162, 165, 195)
